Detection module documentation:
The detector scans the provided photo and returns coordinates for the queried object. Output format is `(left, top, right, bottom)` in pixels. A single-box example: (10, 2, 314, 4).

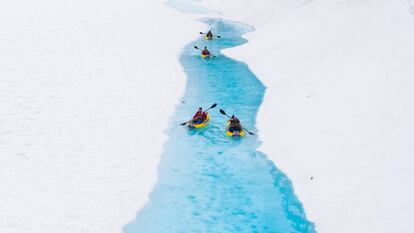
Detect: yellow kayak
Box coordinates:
(188, 113, 210, 128)
(226, 122, 245, 137)
(201, 53, 210, 59)
(204, 36, 213, 40)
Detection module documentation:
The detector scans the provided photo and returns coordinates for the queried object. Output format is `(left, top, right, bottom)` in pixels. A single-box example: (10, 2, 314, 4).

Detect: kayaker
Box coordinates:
(206, 30, 213, 39)
(201, 47, 211, 56)
(228, 115, 242, 132)
(193, 107, 207, 124)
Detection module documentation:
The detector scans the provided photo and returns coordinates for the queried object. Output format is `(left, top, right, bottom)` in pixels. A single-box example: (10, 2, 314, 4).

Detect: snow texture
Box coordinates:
(195, 0, 414, 232)
(0, 1, 202, 232)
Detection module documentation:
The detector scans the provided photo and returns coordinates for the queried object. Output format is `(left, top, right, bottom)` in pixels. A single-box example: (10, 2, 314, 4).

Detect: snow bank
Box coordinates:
(0, 1, 202, 232)
(196, 0, 414, 232)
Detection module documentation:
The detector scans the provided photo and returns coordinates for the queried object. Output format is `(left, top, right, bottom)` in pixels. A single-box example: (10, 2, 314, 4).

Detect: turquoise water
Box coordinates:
(124, 19, 315, 233)
(166, 0, 218, 14)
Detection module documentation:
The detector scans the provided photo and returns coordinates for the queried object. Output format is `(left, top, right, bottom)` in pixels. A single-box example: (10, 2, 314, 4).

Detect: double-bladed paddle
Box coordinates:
(194, 46, 217, 58)
(199, 31, 221, 38)
(219, 109, 254, 135)
(180, 103, 217, 126)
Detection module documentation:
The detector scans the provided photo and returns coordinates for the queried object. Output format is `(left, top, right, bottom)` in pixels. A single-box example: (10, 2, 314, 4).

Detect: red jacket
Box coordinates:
(193, 111, 207, 119)
(202, 49, 210, 56)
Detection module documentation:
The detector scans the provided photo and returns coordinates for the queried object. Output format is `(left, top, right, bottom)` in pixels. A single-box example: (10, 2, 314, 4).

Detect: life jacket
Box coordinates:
(202, 49, 210, 55)
(230, 117, 240, 124)
(193, 110, 203, 119)
(229, 118, 241, 128)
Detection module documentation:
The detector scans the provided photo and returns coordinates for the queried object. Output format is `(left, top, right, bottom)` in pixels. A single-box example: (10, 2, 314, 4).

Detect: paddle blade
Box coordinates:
(199, 32, 204, 34)
(219, 109, 226, 115)
(210, 103, 217, 109)
(179, 122, 188, 126)
(194, 46, 199, 50)
(241, 127, 254, 135)
(217, 36, 221, 38)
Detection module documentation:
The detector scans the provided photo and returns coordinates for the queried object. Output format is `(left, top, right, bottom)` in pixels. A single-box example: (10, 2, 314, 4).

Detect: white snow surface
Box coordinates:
(196, 0, 414, 232)
(2, 0, 414, 232)
(0, 1, 202, 233)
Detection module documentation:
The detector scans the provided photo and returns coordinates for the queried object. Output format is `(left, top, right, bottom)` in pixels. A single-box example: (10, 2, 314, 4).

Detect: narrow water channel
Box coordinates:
(124, 18, 315, 233)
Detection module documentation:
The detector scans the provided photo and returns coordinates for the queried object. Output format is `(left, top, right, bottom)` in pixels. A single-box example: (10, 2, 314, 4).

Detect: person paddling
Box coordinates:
(228, 115, 242, 132)
(193, 107, 207, 124)
(206, 30, 213, 39)
(201, 46, 211, 57)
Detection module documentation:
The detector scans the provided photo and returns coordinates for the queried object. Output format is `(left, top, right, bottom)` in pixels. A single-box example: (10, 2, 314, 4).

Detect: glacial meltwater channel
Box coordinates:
(124, 19, 315, 233)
